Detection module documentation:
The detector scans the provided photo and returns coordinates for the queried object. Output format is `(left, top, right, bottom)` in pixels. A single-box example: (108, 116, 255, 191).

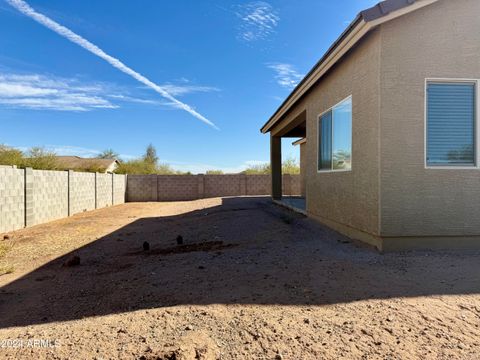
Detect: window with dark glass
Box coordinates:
(427, 82, 476, 166)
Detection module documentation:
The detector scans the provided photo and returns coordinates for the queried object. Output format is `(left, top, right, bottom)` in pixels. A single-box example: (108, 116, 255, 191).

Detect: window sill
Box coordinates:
(317, 169, 352, 174)
(425, 166, 478, 170)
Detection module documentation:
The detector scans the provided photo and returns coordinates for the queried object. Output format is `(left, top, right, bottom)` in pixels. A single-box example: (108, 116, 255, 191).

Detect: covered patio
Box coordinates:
(273, 196, 306, 215)
(265, 109, 306, 202)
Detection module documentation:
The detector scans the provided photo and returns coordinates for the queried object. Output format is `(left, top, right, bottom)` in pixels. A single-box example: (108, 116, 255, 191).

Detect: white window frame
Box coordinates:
(317, 95, 353, 173)
(424, 78, 480, 170)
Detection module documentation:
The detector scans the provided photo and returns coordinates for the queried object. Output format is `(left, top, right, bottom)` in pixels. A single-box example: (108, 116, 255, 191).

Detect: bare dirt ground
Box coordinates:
(0, 197, 480, 360)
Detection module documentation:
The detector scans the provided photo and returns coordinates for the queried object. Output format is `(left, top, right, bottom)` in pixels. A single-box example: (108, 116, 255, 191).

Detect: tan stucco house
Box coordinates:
(261, 0, 480, 251)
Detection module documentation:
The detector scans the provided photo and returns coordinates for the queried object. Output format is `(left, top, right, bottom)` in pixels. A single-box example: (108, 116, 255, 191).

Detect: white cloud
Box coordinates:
(0, 73, 116, 111)
(236, 1, 279, 42)
(158, 84, 220, 97)
(267, 63, 303, 89)
(0, 72, 219, 112)
(6, 0, 218, 129)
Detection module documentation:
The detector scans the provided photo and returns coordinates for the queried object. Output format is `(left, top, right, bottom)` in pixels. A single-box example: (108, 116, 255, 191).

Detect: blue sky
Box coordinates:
(0, 0, 378, 173)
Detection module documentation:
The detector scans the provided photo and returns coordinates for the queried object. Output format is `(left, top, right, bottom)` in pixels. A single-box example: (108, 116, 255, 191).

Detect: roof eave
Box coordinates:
(261, 0, 439, 134)
(260, 17, 369, 134)
(292, 138, 306, 146)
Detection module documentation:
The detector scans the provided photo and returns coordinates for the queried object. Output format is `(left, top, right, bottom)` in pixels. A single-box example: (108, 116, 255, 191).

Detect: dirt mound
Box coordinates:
(145, 331, 219, 360)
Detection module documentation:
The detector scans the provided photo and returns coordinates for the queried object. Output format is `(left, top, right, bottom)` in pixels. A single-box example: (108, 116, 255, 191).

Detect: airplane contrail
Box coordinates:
(6, 0, 219, 129)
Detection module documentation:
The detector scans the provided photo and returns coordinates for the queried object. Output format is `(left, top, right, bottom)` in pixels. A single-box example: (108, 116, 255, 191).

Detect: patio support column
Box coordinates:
(271, 135, 282, 200)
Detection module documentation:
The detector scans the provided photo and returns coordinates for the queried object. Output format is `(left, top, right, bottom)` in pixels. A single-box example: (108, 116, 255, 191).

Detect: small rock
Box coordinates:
(275, 355, 283, 360)
(198, 266, 205, 270)
(63, 255, 80, 267)
(185, 325, 193, 331)
(176, 235, 184, 245)
(143, 241, 150, 251)
(3, 234, 10, 241)
(303, 318, 310, 324)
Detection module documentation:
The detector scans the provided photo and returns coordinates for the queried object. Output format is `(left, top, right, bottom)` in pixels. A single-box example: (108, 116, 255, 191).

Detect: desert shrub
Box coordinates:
(282, 157, 300, 175)
(115, 144, 181, 175)
(0, 265, 14, 275)
(116, 160, 178, 175)
(243, 163, 270, 175)
(73, 161, 109, 173)
(0, 242, 10, 259)
(157, 163, 177, 175)
(0, 144, 25, 167)
(24, 147, 60, 170)
(115, 159, 153, 174)
(243, 157, 300, 175)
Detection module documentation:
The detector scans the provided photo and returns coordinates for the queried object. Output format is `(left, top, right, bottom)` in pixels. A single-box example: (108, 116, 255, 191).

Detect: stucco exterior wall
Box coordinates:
(379, 0, 480, 238)
(299, 30, 382, 237)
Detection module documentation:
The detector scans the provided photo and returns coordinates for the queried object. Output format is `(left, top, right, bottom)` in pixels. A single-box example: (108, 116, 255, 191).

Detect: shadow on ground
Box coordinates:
(1, 197, 479, 328)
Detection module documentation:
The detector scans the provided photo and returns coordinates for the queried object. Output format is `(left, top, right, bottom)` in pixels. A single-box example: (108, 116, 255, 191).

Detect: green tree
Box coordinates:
(97, 149, 119, 159)
(143, 144, 158, 165)
(282, 157, 300, 175)
(115, 159, 152, 175)
(206, 170, 224, 175)
(243, 157, 300, 175)
(0, 144, 25, 167)
(243, 163, 270, 175)
(24, 147, 59, 170)
(115, 159, 177, 175)
(156, 163, 177, 175)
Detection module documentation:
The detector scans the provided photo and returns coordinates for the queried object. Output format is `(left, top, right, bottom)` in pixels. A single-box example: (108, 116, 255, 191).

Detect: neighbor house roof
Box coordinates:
(55, 156, 119, 172)
(261, 0, 439, 134)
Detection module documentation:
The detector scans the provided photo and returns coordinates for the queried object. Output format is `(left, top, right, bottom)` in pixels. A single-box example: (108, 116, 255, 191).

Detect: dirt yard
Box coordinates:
(0, 197, 479, 359)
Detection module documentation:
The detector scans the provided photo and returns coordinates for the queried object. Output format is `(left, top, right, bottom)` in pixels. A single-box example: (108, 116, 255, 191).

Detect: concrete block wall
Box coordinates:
(69, 171, 96, 215)
(284, 174, 301, 196)
(113, 174, 126, 205)
(96, 173, 113, 208)
(126, 175, 158, 202)
(246, 175, 270, 195)
(32, 170, 68, 226)
(127, 174, 301, 202)
(0, 170, 297, 232)
(157, 175, 199, 201)
(0, 167, 126, 233)
(0, 166, 25, 233)
(204, 175, 242, 198)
